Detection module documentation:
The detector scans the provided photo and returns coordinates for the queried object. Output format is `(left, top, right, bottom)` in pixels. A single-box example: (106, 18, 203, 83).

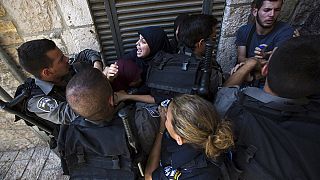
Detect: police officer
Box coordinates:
(145, 95, 234, 180)
(214, 36, 320, 179)
(63, 68, 136, 179)
(17, 39, 103, 124)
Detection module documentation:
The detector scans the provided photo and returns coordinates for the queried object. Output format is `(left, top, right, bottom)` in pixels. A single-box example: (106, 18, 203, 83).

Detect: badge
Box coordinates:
(163, 165, 182, 180)
(37, 97, 58, 112)
(143, 106, 160, 117)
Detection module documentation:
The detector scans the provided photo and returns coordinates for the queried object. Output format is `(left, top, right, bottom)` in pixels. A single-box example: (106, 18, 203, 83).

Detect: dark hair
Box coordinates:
(17, 39, 57, 78)
(66, 67, 114, 121)
(267, 35, 320, 98)
(254, 0, 283, 10)
(178, 14, 218, 49)
(174, 13, 189, 37)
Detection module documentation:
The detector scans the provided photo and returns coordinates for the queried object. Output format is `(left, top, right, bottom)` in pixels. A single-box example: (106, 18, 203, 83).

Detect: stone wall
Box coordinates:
(290, 0, 320, 35)
(0, 0, 101, 150)
(216, 0, 318, 72)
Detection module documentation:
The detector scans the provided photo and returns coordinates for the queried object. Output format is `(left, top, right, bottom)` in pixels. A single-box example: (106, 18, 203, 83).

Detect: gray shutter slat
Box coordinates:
(88, 0, 226, 63)
(88, 0, 118, 62)
(116, 0, 204, 55)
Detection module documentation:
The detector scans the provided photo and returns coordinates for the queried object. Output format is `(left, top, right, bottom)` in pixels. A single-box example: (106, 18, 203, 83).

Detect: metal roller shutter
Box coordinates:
(115, 0, 204, 55)
(211, 0, 226, 53)
(87, 0, 118, 62)
(87, 0, 226, 63)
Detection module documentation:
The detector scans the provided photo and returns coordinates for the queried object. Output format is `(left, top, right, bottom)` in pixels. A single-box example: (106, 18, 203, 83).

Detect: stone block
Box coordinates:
(0, 129, 45, 151)
(61, 26, 101, 54)
(279, 0, 299, 22)
(216, 37, 237, 72)
(1, 0, 62, 34)
(3, 160, 29, 180)
(23, 35, 68, 54)
(0, 32, 23, 46)
(229, 0, 252, 6)
(15, 148, 35, 161)
(42, 151, 61, 170)
(0, 20, 23, 45)
(3, 47, 19, 64)
(21, 146, 50, 179)
(38, 169, 68, 180)
(56, 0, 93, 27)
(0, 151, 18, 162)
(221, 6, 251, 37)
(0, 160, 14, 179)
(0, 20, 16, 33)
(291, 0, 320, 29)
(0, 60, 20, 96)
(300, 3, 320, 35)
(0, 5, 5, 17)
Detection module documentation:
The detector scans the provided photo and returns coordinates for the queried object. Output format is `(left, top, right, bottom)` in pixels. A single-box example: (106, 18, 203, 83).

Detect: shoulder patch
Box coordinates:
(37, 97, 58, 112)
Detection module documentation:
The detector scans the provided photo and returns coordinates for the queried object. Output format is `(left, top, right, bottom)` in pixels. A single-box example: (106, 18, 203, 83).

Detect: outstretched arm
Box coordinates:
(145, 106, 166, 180)
(27, 96, 78, 125)
(237, 46, 250, 63)
(224, 59, 262, 87)
(115, 91, 155, 104)
(71, 49, 103, 71)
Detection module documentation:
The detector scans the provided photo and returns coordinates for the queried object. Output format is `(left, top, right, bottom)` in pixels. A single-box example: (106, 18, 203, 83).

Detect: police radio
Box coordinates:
(118, 108, 144, 177)
(198, 38, 214, 97)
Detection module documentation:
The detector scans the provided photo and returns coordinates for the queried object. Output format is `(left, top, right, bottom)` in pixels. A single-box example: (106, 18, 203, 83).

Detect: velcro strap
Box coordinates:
(76, 147, 85, 164)
(245, 145, 258, 163)
(66, 154, 122, 170)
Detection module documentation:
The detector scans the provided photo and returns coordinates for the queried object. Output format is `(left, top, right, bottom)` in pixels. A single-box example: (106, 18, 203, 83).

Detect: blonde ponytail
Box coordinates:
(169, 95, 234, 159)
(205, 121, 234, 159)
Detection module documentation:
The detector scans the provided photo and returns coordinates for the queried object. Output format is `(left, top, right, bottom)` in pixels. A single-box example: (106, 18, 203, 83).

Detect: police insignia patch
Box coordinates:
(37, 97, 58, 112)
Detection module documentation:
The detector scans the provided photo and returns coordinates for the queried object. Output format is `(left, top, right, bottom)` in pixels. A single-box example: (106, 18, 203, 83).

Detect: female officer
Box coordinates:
(145, 94, 234, 179)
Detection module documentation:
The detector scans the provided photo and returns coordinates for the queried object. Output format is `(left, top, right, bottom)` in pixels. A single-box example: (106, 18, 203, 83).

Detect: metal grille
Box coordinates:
(87, 0, 118, 62)
(211, 0, 226, 53)
(88, 0, 226, 62)
(116, 0, 203, 55)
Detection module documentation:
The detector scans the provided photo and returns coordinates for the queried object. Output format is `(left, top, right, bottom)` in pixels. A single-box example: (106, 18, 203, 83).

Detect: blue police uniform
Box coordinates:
(26, 49, 102, 124)
(214, 87, 320, 179)
(152, 132, 222, 180)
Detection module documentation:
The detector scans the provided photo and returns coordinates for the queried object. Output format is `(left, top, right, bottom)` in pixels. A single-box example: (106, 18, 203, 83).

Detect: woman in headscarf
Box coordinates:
(104, 26, 171, 94)
(122, 26, 172, 83)
(106, 26, 172, 104)
(105, 26, 173, 156)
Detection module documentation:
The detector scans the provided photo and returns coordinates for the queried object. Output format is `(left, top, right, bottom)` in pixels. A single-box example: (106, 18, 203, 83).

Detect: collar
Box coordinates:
(243, 87, 309, 104)
(164, 135, 203, 169)
(242, 87, 310, 112)
(35, 78, 54, 95)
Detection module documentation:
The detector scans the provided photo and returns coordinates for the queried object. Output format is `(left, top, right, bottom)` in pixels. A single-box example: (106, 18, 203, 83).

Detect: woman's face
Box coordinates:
(136, 35, 151, 58)
(165, 105, 182, 144)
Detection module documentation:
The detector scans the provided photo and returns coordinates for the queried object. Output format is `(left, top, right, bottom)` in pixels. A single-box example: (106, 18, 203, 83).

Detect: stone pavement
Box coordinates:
(0, 147, 68, 180)
(0, 111, 68, 179)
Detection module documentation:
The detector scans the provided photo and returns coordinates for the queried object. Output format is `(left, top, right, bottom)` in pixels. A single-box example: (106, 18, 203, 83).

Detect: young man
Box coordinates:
(236, 0, 294, 62)
(178, 14, 217, 58)
(61, 68, 136, 179)
(17, 39, 103, 124)
(215, 36, 320, 179)
(177, 14, 223, 97)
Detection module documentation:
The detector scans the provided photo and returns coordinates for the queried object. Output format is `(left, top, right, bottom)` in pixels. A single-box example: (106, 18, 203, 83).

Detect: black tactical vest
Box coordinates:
(58, 116, 136, 179)
(226, 88, 320, 180)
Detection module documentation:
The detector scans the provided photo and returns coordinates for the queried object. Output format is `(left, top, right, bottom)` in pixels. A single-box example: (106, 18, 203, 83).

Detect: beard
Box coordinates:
(256, 13, 277, 29)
